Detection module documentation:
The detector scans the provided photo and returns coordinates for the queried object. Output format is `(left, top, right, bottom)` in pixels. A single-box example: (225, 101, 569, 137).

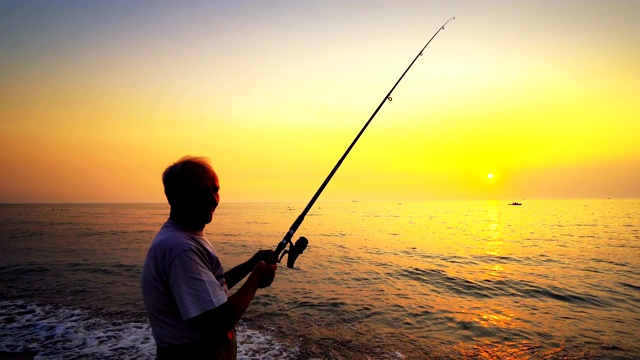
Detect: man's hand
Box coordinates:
(250, 249, 274, 266)
(251, 261, 277, 288)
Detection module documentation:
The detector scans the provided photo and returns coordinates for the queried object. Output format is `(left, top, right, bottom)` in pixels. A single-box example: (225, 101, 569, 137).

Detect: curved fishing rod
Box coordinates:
(269, 17, 455, 267)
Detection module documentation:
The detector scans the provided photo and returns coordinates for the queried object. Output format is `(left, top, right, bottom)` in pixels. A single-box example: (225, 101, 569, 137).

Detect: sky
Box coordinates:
(1, 0, 639, 203)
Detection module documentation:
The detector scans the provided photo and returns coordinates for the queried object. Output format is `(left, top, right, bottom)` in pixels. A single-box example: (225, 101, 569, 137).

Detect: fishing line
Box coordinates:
(269, 17, 456, 267)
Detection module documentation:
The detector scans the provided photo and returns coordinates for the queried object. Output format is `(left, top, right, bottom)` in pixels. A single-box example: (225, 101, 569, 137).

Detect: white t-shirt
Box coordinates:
(141, 219, 228, 346)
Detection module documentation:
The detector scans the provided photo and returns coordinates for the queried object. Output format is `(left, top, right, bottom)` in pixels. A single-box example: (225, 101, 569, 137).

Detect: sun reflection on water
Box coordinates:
(456, 340, 568, 359)
(473, 307, 516, 328)
(486, 264, 505, 278)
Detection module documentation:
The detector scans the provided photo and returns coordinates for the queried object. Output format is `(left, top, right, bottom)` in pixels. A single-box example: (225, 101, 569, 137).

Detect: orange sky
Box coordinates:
(1, 1, 639, 203)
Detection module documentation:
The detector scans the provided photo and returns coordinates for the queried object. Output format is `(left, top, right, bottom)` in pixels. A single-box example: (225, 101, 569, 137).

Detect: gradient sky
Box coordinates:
(1, 1, 639, 203)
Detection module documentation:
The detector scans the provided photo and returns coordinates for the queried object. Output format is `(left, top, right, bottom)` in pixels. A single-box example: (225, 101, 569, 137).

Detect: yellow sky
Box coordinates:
(1, 1, 638, 203)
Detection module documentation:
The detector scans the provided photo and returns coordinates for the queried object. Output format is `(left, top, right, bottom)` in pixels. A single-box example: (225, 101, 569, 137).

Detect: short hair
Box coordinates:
(162, 156, 216, 206)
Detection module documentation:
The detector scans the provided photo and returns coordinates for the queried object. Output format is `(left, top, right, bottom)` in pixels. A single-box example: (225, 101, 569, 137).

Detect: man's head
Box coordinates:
(163, 156, 220, 229)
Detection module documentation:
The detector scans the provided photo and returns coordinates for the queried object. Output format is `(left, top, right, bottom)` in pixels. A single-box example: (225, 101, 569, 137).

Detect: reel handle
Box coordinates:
(281, 237, 309, 268)
(267, 236, 309, 268)
(259, 236, 308, 288)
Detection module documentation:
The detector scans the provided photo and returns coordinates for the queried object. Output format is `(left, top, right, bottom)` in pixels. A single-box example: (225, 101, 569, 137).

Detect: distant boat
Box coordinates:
(509, 202, 522, 206)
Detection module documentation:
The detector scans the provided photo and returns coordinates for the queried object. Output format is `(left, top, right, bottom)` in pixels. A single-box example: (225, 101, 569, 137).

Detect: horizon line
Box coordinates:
(0, 197, 636, 206)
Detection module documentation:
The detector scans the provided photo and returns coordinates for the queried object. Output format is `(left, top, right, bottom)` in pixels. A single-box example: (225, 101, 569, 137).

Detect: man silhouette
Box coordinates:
(141, 156, 277, 359)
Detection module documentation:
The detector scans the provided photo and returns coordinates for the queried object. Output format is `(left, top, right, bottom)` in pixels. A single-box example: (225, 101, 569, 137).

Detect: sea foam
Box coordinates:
(0, 300, 298, 359)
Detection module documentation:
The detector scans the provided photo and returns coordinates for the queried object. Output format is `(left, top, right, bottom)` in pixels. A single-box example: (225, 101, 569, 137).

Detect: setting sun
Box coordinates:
(488, 174, 494, 179)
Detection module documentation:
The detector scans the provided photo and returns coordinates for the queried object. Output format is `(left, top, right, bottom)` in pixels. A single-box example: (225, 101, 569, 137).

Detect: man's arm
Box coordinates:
(223, 250, 273, 289)
(186, 261, 276, 337)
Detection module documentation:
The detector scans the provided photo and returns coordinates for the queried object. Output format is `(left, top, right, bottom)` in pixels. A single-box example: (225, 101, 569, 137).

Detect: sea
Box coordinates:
(0, 200, 638, 359)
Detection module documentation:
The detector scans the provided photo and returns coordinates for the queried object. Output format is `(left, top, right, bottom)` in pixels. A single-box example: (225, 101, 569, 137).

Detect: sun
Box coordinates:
(487, 173, 494, 179)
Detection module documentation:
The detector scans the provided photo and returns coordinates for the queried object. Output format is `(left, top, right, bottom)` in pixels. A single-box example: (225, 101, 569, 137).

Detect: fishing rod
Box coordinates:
(269, 17, 455, 268)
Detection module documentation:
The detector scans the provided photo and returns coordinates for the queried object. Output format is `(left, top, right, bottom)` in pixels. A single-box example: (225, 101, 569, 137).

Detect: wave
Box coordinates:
(619, 282, 640, 292)
(0, 300, 298, 360)
(0, 262, 141, 278)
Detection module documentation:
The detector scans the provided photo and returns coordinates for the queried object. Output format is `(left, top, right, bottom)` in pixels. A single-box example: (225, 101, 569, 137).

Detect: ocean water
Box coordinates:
(0, 200, 638, 359)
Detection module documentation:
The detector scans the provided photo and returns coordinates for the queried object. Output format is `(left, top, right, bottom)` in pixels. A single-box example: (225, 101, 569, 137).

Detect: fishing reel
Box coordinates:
(277, 236, 309, 268)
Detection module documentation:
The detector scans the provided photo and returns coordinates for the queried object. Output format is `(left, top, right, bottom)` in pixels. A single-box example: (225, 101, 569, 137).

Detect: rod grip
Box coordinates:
(267, 238, 289, 265)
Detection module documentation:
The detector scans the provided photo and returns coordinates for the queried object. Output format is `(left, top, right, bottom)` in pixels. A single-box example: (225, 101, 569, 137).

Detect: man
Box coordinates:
(141, 156, 277, 359)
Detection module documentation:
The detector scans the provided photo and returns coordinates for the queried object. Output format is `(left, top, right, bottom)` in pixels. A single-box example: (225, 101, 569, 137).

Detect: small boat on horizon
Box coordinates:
(509, 202, 522, 206)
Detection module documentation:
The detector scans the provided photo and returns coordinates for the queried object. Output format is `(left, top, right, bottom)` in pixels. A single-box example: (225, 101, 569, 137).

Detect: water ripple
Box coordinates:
(391, 266, 610, 308)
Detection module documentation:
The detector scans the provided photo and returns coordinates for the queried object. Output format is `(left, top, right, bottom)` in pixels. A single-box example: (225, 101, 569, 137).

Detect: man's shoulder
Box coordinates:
(150, 220, 214, 259)
(153, 222, 196, 248)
